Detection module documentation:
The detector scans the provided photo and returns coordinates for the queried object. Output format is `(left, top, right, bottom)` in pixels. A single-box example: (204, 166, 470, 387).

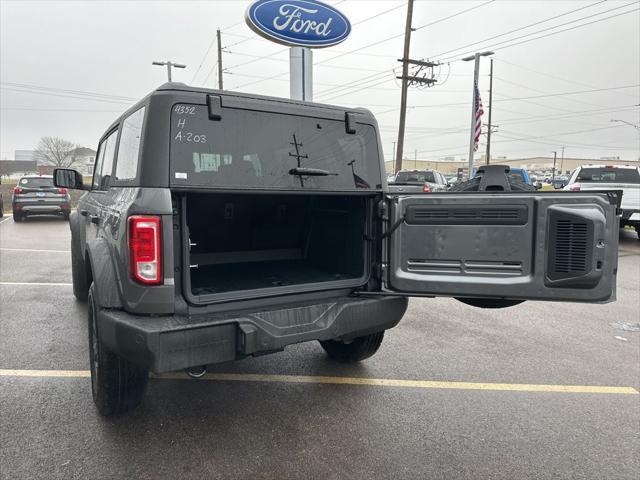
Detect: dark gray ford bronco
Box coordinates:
(55, 83, 620, 416)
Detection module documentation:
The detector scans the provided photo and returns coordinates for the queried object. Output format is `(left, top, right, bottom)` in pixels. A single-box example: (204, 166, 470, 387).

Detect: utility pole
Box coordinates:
(216, 29, 224, 90)
(152, 60, 186, 82)
(552, 151, 557, 185)
(560, 146, 565, 175)
(485, 58, 494, 165)
(462, 51, 493, 178)
(394, 0, 415, 174)
(414, 149, 418, 169)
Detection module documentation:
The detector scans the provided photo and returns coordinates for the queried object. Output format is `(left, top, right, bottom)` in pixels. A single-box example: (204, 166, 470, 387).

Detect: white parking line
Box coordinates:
(0, 215, 12, 225)
(0, 282, 72, 286)
(0, 248, 70, 253)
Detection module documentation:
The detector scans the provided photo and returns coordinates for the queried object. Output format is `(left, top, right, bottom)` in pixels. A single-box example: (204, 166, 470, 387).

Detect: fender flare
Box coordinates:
(85, 238, 123, 309)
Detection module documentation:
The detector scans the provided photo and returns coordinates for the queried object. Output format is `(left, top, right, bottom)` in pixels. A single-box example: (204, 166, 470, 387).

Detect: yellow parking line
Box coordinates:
(0, 369, 637, 395)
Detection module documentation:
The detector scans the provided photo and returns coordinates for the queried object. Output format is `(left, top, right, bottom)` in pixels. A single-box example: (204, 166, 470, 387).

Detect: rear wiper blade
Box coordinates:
(289, 167, 338, 176)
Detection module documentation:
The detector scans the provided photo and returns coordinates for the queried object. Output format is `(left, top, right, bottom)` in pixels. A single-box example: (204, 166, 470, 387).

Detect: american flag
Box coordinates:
(473, 82, 484, 152)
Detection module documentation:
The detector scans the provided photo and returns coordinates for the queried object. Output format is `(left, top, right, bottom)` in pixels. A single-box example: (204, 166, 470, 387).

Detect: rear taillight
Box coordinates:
(128, 216, 162, 285)
(569, 183, 581, 192)
(13, 187, 23, 194)
(58, 188, 68, 194)
(422, 183, 431, 193)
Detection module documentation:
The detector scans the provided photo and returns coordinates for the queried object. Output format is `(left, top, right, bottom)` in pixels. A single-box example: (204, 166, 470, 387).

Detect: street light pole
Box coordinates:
(485, 58, 494, 165)
(462, 51, 493, 178)
(552, 151, 557, 186)
(152, 60, 186, 82)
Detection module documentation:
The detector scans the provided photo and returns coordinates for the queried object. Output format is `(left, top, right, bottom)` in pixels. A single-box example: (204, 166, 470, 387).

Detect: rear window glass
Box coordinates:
(576, 167, 640, 183)
(395, 171, 435, 183)
(169, 104, 381, 190)
(19, 177, 53, 187)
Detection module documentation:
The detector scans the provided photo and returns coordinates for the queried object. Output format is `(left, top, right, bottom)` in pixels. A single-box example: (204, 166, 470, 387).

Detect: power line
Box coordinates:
(0, 82, 136, 101)
(0, 107, 122, 112)
(224, 2, 408, 86)
(432, 0, 606, 60)
(190, 36, 217, 84)
(233, 0, 496, 91)
(447, 4, 639, 60)
(0, 87, 134, 105)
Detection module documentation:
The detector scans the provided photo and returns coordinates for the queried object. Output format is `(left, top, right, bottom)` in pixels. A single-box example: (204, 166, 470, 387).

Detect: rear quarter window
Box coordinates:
(115, 106, 145, 181)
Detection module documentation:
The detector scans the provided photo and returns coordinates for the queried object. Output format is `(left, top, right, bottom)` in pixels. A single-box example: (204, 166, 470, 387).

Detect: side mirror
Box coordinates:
(54, 168, 86, 190)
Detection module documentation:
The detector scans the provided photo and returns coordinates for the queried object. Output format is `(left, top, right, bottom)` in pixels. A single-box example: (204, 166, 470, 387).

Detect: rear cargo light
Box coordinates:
(569, 183, 581, 192)
(58, 188, 68, 194)
(422, 183, 431, 193)
(128, 216, 162, 285)
(13, 187, 23, 194)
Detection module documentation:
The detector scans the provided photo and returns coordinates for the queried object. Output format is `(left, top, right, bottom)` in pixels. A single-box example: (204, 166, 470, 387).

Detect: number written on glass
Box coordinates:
(174, 132, 207, 143)
(173, 105, 196, 115)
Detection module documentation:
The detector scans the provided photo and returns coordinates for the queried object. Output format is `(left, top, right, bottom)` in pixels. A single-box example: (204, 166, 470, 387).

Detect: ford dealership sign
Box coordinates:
(245, 0, 351, 48)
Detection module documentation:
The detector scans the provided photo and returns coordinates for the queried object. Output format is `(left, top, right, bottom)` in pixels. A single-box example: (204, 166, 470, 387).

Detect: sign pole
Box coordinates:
(290, 47, 313, 101)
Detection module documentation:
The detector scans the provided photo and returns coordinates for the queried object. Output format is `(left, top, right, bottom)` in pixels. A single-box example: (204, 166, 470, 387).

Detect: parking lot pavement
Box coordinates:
(1, 218, 639, 479)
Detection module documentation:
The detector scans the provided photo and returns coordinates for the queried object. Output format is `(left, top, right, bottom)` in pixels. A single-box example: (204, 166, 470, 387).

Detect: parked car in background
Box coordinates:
(388, 169, 449, 193)
(12, 175, 71, 222)
(474, 166, 534, 188)
(564, 165, 640, 238)
(386, 173, 396, 184)
(552, 175, 569, 189)
(529, 175, 543, 190)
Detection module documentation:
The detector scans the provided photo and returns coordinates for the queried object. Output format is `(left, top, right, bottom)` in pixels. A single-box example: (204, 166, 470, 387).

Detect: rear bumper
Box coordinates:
(97, 295, 408, 373)
(13, 199, 70, 214)
(621, 209, 640, 227)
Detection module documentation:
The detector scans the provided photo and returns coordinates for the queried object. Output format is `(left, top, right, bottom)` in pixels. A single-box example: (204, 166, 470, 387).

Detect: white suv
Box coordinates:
(564, 165, 640, 238)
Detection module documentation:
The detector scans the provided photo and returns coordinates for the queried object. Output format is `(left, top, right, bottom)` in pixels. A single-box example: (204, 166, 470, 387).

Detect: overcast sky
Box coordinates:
(1, 0, 639, 162)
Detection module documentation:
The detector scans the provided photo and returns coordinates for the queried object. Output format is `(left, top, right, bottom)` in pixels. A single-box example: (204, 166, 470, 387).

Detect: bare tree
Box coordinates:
(34, 137, 78, 167)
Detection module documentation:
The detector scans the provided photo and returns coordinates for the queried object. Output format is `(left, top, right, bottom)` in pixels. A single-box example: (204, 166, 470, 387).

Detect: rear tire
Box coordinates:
(12, 212, 23, 222)
(88, 284, 148, 416)
(63, 212, 70, 221)
(320, 332, 385, 363)
(71, 228, 89, 301)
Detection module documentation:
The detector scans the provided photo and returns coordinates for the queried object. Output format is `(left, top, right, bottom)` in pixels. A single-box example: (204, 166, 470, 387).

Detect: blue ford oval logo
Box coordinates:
(245, 0, 351, 48)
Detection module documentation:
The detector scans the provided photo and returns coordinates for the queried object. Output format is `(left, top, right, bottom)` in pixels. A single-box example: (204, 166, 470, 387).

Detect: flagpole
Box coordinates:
(462, 51, 493, 179)
(467, 53, 480, 179)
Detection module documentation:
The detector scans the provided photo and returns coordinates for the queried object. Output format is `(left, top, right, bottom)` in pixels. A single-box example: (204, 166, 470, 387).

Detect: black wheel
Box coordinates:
(320, 332, 385, 363)
(455, 298, 524, 309)
(448, 176, 536, 192)
(71, 230, 89, 301)
(63, 212, 70, 221)
(88, 284, 148, 416)
(12, 212, 23, 222)
(635, 226, 640, 241)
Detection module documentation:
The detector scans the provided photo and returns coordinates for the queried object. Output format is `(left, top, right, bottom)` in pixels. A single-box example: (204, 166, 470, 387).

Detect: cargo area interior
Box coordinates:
(184, 193, 368, 297)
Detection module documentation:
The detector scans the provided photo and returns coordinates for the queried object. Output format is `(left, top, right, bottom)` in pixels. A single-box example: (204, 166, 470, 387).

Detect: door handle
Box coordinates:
(80, 210, 88, 217)
(90, 215, 100, 225)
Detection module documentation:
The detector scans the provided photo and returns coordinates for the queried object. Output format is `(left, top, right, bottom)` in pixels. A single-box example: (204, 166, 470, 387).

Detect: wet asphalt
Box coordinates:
(0, 215, 638, 480)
